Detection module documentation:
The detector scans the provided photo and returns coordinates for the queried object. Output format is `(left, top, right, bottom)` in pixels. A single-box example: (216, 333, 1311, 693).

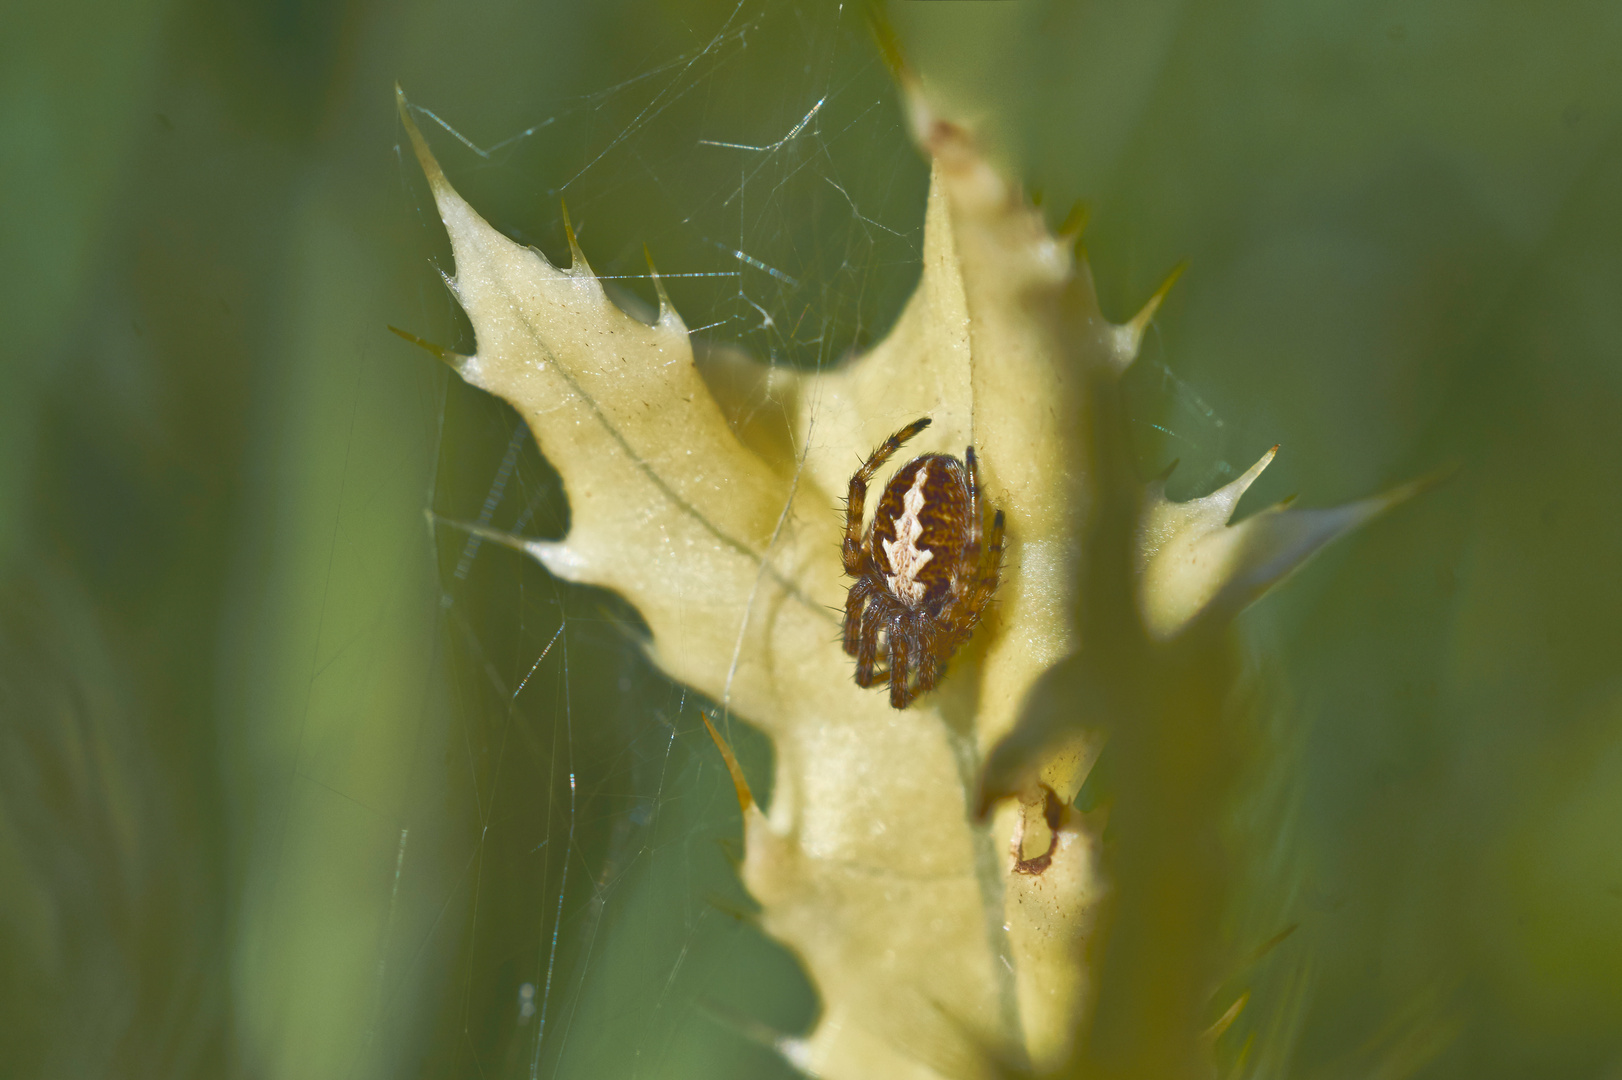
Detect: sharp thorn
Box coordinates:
(702, 712, 755, 813)
(560, 198, 590, 274)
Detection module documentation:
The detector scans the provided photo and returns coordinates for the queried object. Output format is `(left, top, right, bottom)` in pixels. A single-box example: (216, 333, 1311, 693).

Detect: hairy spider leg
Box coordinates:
(887, 612, 915, 709)
(949, 508, 1006, 650)
(956, 446, 985, 598)
(853, 588, 896, 688)
(843, 575, 877, 656)
(843, 416, 932, 576)
(913, 615, 945, 695)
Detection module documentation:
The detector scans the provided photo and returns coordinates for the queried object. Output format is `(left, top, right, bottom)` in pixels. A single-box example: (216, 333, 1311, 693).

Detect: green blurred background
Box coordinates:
(3, 0, 1621, 1076)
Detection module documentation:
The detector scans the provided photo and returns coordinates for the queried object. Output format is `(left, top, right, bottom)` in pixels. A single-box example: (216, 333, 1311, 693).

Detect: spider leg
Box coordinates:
(843, 576, 875, 656)
(955, 445, 986, 600)
(853, 591, 894, 688)
(888, 614, 915, 709)
(844, 417, 932, 577)
(950, 508, 1006, 647)
(914, 621, 944, 696)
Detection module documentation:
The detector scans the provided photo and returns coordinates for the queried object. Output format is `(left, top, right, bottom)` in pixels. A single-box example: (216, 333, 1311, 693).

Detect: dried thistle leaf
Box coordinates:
(397, 68, 1412, 1075)
(1137, 446, 1431, 640)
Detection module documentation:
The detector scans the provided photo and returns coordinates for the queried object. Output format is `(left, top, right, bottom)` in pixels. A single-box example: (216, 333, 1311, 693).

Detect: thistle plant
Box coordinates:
(395, 49, 1417, 1077)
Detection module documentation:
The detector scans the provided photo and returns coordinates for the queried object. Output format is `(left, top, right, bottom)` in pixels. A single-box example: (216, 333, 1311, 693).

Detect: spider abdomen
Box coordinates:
(870, 453, 974, 613)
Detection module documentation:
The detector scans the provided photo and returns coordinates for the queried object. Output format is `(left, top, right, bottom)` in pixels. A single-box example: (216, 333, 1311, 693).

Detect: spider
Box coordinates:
(842, 417, 1006, 709)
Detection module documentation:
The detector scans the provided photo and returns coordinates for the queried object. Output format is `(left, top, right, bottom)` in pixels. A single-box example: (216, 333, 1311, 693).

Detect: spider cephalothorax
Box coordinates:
(842, 418, 1006, 708)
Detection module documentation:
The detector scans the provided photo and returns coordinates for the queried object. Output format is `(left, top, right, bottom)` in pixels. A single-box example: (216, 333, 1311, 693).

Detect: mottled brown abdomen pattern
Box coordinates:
(869, 453, 972, 614)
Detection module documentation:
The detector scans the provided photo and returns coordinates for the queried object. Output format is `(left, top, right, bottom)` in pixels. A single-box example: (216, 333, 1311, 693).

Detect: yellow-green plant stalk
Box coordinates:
(395, 57, 1414, 1076)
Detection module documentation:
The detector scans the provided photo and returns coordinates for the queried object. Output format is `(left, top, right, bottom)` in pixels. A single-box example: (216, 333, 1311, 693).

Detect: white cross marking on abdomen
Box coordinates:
(882, 464, 935, 606)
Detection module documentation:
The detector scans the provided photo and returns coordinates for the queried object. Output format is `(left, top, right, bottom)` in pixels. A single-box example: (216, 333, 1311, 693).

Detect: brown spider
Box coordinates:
(842, 417, 1006, 709)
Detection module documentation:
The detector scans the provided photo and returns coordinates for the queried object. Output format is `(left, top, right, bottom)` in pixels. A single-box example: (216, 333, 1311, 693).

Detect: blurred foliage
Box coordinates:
(1, 0, 1620, 1078)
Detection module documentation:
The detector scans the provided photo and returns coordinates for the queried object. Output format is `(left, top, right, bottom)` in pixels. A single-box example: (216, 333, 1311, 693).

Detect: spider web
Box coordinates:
(383, 4, 1243, 1077)
(22, 2, 1622, 1078)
